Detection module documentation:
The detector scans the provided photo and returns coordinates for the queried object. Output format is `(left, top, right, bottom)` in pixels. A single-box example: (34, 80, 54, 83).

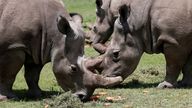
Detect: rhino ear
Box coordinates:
(96, 0, 103, 8)
(57, 15, 72, 35)
(70, 13, 83, 26)
(119, 5, 130, 24)
(119, 5, 130, 33)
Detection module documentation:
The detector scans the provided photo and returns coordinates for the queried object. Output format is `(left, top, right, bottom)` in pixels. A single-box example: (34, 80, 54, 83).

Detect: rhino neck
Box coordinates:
(142, 13, 153, 54)
(129, 0, 154, 54)
(103, 0, 114, 26)
(40, 0, 70, 64)
(40, 0, 51, 64)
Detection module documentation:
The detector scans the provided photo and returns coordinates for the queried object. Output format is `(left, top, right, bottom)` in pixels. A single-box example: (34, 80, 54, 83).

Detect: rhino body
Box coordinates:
(0, 0, 122, 101)
(91, 0, 131, 54)
(101, 0, 192, 88)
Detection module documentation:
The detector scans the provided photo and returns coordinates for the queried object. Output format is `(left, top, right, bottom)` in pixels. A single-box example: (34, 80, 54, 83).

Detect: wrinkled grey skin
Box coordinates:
(91, 0, 132, 54)
(0, 0, 122, 101)
(102, 0, 192, 88)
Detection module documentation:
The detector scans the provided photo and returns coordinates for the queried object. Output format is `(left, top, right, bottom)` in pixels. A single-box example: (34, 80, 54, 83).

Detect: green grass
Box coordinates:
(64, 0, 96, 25)
(1, 0, 192, 108)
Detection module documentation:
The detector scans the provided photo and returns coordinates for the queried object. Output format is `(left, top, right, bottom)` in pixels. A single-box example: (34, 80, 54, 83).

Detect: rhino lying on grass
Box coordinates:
(88, 0, 192, 88)
(0, 0, 122, 101)
(90, 0, 132, 54)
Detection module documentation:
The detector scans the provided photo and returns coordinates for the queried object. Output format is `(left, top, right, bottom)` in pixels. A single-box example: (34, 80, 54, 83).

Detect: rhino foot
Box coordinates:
(26, 89, 42, 99)
(0, 95, 7, 101)
(177, 80, 192, 88)
(157, 81, 174, 88)
(0, 95, 19, 101)
(0, 91, 18, 101)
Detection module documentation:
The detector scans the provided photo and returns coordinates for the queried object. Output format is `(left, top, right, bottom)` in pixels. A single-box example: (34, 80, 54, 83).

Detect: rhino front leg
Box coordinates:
(178, 54, 192, 87)
(0, 50, 25, 100)
(158, 44, 187, 88)
(24, 59, 43, 99)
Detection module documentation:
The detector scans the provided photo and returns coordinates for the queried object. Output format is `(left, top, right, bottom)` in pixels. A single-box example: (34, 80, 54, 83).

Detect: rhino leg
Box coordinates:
(158, 44, 187, 88)
(178, 54, 192, 87)
(0, 50, 25, 100)
(24, 58, 42, 99)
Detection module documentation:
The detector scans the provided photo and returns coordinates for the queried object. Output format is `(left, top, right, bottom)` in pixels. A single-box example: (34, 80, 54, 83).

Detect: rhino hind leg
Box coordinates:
(24, 57, 43, 99)
(0, 50, 25, 100)
(178, 54, 192, 87)
(158, 44, 187, 88)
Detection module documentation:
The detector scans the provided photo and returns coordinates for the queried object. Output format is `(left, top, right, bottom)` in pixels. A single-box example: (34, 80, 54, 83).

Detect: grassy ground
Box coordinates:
(1, 0, 192, 108)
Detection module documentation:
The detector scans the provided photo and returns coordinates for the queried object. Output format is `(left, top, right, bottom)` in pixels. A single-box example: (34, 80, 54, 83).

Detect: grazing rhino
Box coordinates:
(0, 0, 122, 101)
(97, 0, 192, 88)
(91, 0, 132, 54)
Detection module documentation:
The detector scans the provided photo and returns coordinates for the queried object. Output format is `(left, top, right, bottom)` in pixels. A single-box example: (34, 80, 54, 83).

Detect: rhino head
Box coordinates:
(88, 5, 145, 80)
(90, 0, 115, 54)
(52, 14, 122, 101)
(91, 0, 132, 54)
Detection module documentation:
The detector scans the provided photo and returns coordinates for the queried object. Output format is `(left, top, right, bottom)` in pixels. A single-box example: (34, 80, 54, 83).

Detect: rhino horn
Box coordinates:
(84, 55, 103, 70)
(78, 56, 123, 87)
(93, 74, 123, 87)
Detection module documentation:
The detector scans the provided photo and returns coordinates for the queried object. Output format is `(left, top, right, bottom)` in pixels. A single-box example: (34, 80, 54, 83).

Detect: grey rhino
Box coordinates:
(91, 0, 132, 54)
(0, 0, 122, 101)
(100, 0, 192, 88)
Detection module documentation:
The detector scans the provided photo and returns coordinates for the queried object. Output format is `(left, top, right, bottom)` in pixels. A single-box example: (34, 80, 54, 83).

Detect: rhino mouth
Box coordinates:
(73, 88, 95, 102)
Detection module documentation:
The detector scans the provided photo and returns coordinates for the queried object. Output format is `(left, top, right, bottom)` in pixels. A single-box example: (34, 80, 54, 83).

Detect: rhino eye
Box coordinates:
(112, 50, 120, 62)
(126, 35, 134, 47)
(127, 40, 134, 47)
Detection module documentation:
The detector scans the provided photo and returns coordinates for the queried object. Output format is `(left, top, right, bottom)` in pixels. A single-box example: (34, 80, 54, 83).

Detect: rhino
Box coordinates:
(90, 0, 132, 54)
(91, 0, 192, 88)
(0, 0, 122, 101)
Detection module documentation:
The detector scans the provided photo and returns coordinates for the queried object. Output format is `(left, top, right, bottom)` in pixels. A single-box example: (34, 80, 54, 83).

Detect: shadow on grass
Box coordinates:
(13, 89, 61, 101)
(110, 80, 192, 89)
(110, 80, 160, 89)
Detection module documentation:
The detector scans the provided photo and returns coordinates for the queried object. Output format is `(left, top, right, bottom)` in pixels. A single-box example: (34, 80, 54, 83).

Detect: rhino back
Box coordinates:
(151, 0, 192, 36)
(0, 0, 42, 47)
(128, 0, 192, 53)
(0, 0, 70, 64)
(150, 0, 192, 52)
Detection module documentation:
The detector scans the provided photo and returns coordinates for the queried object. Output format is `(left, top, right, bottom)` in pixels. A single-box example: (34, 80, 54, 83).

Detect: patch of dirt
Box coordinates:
(90, 91, 125, 103)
